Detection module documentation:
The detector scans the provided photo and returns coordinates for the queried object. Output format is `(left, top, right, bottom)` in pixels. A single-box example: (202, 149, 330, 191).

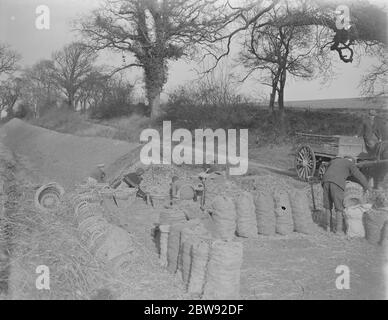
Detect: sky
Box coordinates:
(0, 0, 385, 102)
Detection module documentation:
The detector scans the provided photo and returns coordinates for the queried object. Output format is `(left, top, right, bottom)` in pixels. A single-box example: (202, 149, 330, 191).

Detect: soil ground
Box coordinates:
(0, 119, 387, 300)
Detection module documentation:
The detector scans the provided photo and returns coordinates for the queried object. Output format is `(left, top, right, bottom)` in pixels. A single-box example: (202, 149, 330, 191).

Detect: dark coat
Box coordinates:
(322, 158, 369, 191)
(359, 118, 379, 147)
(123, 172, 143, 188)
(375, 116, 388, 141)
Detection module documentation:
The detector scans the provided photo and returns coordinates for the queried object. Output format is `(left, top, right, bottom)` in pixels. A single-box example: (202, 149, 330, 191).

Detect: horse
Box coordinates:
(371, 141, 388, 189)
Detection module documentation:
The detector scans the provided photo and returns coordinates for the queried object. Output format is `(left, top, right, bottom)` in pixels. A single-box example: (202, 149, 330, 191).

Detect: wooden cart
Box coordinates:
(293, 132, 374, 181)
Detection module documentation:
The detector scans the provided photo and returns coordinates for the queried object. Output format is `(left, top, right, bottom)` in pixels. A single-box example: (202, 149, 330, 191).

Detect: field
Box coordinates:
(285, 96, 388, 110)
(1, 98, 388, 300)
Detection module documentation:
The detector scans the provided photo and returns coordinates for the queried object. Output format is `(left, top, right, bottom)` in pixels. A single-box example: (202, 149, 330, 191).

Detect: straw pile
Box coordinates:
(202, 240, 243, 300)
(235, 192, 258, 238)
(73, 191, 135, 273)
(211, 196, 237, 240)
(273, 191, 293, 235)
(254, 192, 276, 235)
(2, 190, 115, 299)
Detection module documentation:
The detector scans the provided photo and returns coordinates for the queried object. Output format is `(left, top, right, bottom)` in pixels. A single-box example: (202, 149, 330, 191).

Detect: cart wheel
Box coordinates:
(295, 145, 316, 181)
(318, 162, 329, 180)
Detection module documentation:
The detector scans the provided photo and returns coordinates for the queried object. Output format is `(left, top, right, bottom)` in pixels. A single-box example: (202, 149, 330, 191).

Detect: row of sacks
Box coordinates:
(344, 204, 388, 245)
(73, 194, 135, 275)
(341, 182, 388, 245)
(211, 190, 316, 240)
(156, 218, 243, 300)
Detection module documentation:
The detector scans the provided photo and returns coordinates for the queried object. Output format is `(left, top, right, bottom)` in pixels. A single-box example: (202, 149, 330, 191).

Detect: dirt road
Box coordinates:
(0, 119, 140, 189)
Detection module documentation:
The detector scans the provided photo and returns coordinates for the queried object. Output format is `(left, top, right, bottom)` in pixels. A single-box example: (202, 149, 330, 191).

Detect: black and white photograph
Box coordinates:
(0, 0, 387, 303)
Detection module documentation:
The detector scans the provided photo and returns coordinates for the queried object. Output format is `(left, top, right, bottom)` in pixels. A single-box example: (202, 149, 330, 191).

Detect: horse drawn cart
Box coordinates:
(293, 132, 375, 181)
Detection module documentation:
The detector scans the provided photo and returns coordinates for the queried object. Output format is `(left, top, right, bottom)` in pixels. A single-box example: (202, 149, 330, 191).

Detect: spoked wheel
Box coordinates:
(318, 162, 329, 180)
(294, 145, 316, 181)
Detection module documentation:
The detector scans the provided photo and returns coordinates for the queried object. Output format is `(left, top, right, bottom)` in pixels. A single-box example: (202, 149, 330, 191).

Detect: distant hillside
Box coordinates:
(285, 97, 387, 110)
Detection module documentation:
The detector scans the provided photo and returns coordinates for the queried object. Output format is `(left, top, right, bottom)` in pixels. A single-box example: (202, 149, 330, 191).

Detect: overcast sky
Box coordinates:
(0, 0, 384, 102)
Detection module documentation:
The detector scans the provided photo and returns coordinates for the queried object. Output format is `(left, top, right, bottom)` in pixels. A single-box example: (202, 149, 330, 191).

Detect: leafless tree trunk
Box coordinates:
(50, 42, 97, 111)
(0, 44, 20, 76)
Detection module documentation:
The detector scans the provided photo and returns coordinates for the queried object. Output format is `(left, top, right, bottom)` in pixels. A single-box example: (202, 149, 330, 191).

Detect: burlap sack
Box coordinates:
(289, 189, 316, 234)
(167, 222, 187, 273)
(188, 238, 212, 295)
(202, 240, 243, 300)
(273, 191, 293, 235)
(236, 192, 258, 238)
(344, 181, 365, 208)
(211, 196, 237, 240)
(344, 204, 371, 238)
(178, 220, 209, 284)
(159, 207, 187, 225)
(254, 192, 276, 235)
(364, 208, 388, 245)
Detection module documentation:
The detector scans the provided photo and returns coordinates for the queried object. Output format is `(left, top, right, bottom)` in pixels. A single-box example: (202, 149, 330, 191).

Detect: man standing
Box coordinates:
(322, 156, 371, 234)
(122, 168, 153, 206)
(359, 109, 379, 156)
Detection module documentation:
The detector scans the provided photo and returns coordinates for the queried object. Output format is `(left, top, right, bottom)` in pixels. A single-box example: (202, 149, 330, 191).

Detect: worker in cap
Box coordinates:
(322, 156, 371, 235)
(359, 109, 379, 156)
(122, 167, 153, 206)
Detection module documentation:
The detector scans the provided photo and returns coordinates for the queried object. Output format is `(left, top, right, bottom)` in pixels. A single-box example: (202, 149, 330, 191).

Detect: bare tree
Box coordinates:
(203, 0, 386, 69)
(78, 0, 239, 119)
(50, 42, 97, 110)
(360, 49, 388, 98)
(77, 70, 110, 114)
(21, 60, 60, 118)
(0, 44, 20, 76)
(240, 7, 318, 112)
(0, 77, 23, 117)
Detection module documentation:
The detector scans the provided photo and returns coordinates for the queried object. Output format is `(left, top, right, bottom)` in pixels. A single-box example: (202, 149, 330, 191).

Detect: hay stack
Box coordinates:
(202, 240, 243, 300)
(254, 192, 276, 236)
(273, 191, 293, 235)
(289, 190, 315, 234)
(211, 196, 237, 240)
(235, 192, 258, 238)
